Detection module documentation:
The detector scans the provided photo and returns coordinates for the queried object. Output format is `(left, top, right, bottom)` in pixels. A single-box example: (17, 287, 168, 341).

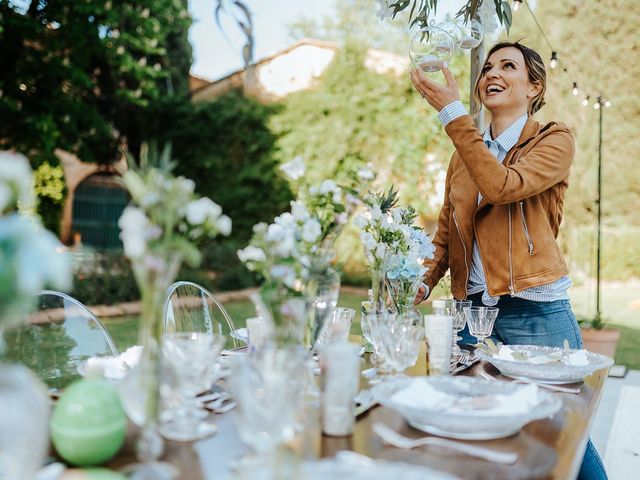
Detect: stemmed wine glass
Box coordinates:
(450, 300, 472, 356)
(159, 332, 225, 441)
(464, 306, 499, 349)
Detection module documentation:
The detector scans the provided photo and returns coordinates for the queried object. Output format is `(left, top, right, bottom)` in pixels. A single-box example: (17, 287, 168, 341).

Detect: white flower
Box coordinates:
(375, 243, 387, 259)
(319, 179, 338, 195)
(360, 232, 377, 251)
(180, 178, 196, 195)
(0, 151, 34, 210)
(270, 265, 297, 289)
(118, 206, 150, 259)
(253, 223, 267, 235)
(280, 156, 305, 181)
(336, 212, 348, 225)
(290, 201, 309, 221)
(370, 204, 382, 221)
(354, 215, 369, 228)
(375, 0, 394, 21)
(216, 214, 232, 236)
(357, 167, 375, 180)
(274, 233, 296, 258)
(185, 198, 222, 225)
(265, 223, 285, 242)
(275, 212, 296, 229)
(237, 245, 266, 263)
(301, 218, 321, 243)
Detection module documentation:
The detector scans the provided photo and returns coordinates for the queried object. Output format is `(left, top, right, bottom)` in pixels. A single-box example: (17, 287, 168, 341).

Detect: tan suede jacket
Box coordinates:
(423, 114, 576, 300)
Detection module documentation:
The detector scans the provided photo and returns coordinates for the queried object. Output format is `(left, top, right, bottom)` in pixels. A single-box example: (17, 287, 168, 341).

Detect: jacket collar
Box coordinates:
(515, 116, 543, 149)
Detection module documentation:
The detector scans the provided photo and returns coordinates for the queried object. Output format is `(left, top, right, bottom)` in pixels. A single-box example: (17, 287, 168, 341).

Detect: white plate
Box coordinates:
(476, 345, 613, 384)
(372, 376, 561, 440)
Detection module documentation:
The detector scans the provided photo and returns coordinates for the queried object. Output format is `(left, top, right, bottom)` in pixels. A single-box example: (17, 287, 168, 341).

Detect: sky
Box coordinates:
(188, 0, 468, 81)
(188, 0, 336, 80)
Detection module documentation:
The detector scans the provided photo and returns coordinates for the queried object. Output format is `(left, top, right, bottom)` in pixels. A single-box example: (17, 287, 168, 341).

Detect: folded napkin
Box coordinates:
(230, 327, 248, 343)
(391, 378, 541, 417)
(82, 345, 142, 380)
(494, 345, 589, 366)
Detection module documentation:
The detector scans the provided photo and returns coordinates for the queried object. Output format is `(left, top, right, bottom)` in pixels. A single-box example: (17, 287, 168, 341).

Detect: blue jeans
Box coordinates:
(458, 293, 608, 480)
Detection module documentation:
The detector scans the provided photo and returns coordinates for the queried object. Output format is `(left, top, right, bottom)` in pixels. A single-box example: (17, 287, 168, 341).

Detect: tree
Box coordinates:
(137, 92, 294, 288)
(0, 0, 191, 166)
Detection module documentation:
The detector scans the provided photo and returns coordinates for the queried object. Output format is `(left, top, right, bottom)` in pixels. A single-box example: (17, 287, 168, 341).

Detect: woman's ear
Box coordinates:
(527, 81, 543, 99)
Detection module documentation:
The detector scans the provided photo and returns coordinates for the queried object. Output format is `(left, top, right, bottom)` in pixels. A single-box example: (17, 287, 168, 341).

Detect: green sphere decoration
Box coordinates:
(50, 378, 127, 466)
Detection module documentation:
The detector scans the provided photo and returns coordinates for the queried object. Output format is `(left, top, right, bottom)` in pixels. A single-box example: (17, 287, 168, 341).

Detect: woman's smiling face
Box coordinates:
(478, 47, 542, 115)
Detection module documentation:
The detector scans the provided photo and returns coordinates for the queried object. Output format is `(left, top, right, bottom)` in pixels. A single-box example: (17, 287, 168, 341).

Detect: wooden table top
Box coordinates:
(101, 344, 609, 480)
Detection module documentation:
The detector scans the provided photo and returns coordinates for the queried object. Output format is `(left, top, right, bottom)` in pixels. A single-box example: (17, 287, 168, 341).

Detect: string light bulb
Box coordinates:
(513, 0, 522, 12)
(572, 82, 579, 96)
(594, 102, 600, 110)
(604, 100, 611, 108)
(550, 51, 558, 69)
(582, 96, 590, 107)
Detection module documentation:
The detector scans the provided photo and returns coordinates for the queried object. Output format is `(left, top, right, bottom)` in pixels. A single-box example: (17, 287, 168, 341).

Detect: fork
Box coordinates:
(451, 351, 470, 369)
(478, 370, 581, 394)
(354, 389, 377, 416)
(372, 422, 518, 464)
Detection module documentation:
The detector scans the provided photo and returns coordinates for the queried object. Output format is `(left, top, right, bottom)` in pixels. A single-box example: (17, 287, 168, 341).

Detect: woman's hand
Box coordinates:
(410, 66, 460, 112)
(414, 283, 429, 304)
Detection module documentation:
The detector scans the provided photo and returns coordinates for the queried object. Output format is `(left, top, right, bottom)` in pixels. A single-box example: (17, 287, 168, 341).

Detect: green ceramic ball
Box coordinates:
(50, 378, 127, 466)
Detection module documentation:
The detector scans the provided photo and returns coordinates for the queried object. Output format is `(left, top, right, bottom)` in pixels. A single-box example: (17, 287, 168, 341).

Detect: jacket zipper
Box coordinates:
(519, 201, 534, 255)
(508, 204, 515, 295)
(452, 210, 470, 295)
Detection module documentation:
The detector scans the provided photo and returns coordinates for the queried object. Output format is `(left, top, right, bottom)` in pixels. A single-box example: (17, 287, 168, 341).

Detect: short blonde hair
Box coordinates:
(473, 41, 547, 115)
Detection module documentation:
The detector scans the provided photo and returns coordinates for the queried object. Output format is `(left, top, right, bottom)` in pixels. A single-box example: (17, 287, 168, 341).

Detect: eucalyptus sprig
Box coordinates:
(377, 0, 512, 32)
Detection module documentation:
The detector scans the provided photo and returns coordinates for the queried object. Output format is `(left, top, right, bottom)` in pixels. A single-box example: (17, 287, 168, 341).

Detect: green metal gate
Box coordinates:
(71, 174, 129, 250)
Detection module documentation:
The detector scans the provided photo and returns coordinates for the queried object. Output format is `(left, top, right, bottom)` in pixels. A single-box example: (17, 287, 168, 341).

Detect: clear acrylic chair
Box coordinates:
(2, 290, 118, 390)
(163, 281, 240, 349)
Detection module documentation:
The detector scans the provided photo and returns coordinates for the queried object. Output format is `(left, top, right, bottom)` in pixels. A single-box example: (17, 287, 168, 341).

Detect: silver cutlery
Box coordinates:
(478, 370, 581, 394)
(451, 356, 480, 375)
(354, 389, 377, 416)
(372, 422, 518, 464)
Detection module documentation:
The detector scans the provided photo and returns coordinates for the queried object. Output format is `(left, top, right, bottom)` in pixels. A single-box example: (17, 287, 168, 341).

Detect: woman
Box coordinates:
(410, 41, 607, 480)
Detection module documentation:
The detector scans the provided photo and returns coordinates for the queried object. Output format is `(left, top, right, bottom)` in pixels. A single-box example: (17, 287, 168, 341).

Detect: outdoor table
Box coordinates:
(101, 342, 609, 480)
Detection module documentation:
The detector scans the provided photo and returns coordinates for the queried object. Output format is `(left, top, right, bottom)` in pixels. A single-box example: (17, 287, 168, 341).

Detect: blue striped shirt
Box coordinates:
(438, 101, 571, 305)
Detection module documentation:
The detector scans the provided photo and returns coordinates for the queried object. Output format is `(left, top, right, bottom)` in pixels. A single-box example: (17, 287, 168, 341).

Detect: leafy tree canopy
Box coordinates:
(0, 0, 191, 166)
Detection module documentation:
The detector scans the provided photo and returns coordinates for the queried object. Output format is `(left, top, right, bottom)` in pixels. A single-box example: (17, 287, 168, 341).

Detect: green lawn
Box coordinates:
(101, 283, 640, 369)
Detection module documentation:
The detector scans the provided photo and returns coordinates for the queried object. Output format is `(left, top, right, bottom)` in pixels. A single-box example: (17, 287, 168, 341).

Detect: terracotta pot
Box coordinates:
(580, 327, 620, 359)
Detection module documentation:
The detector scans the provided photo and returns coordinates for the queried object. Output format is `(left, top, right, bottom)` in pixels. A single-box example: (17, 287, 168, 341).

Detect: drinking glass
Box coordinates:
(360, 309, 391, 382)
(372, 313, 424, 378)
(159, 332, 225, 441)
(450, 300, 472, 356)
(314, 307, 355, 350)
(227, 345, 306, 470)
(464, 306, 499, 348)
